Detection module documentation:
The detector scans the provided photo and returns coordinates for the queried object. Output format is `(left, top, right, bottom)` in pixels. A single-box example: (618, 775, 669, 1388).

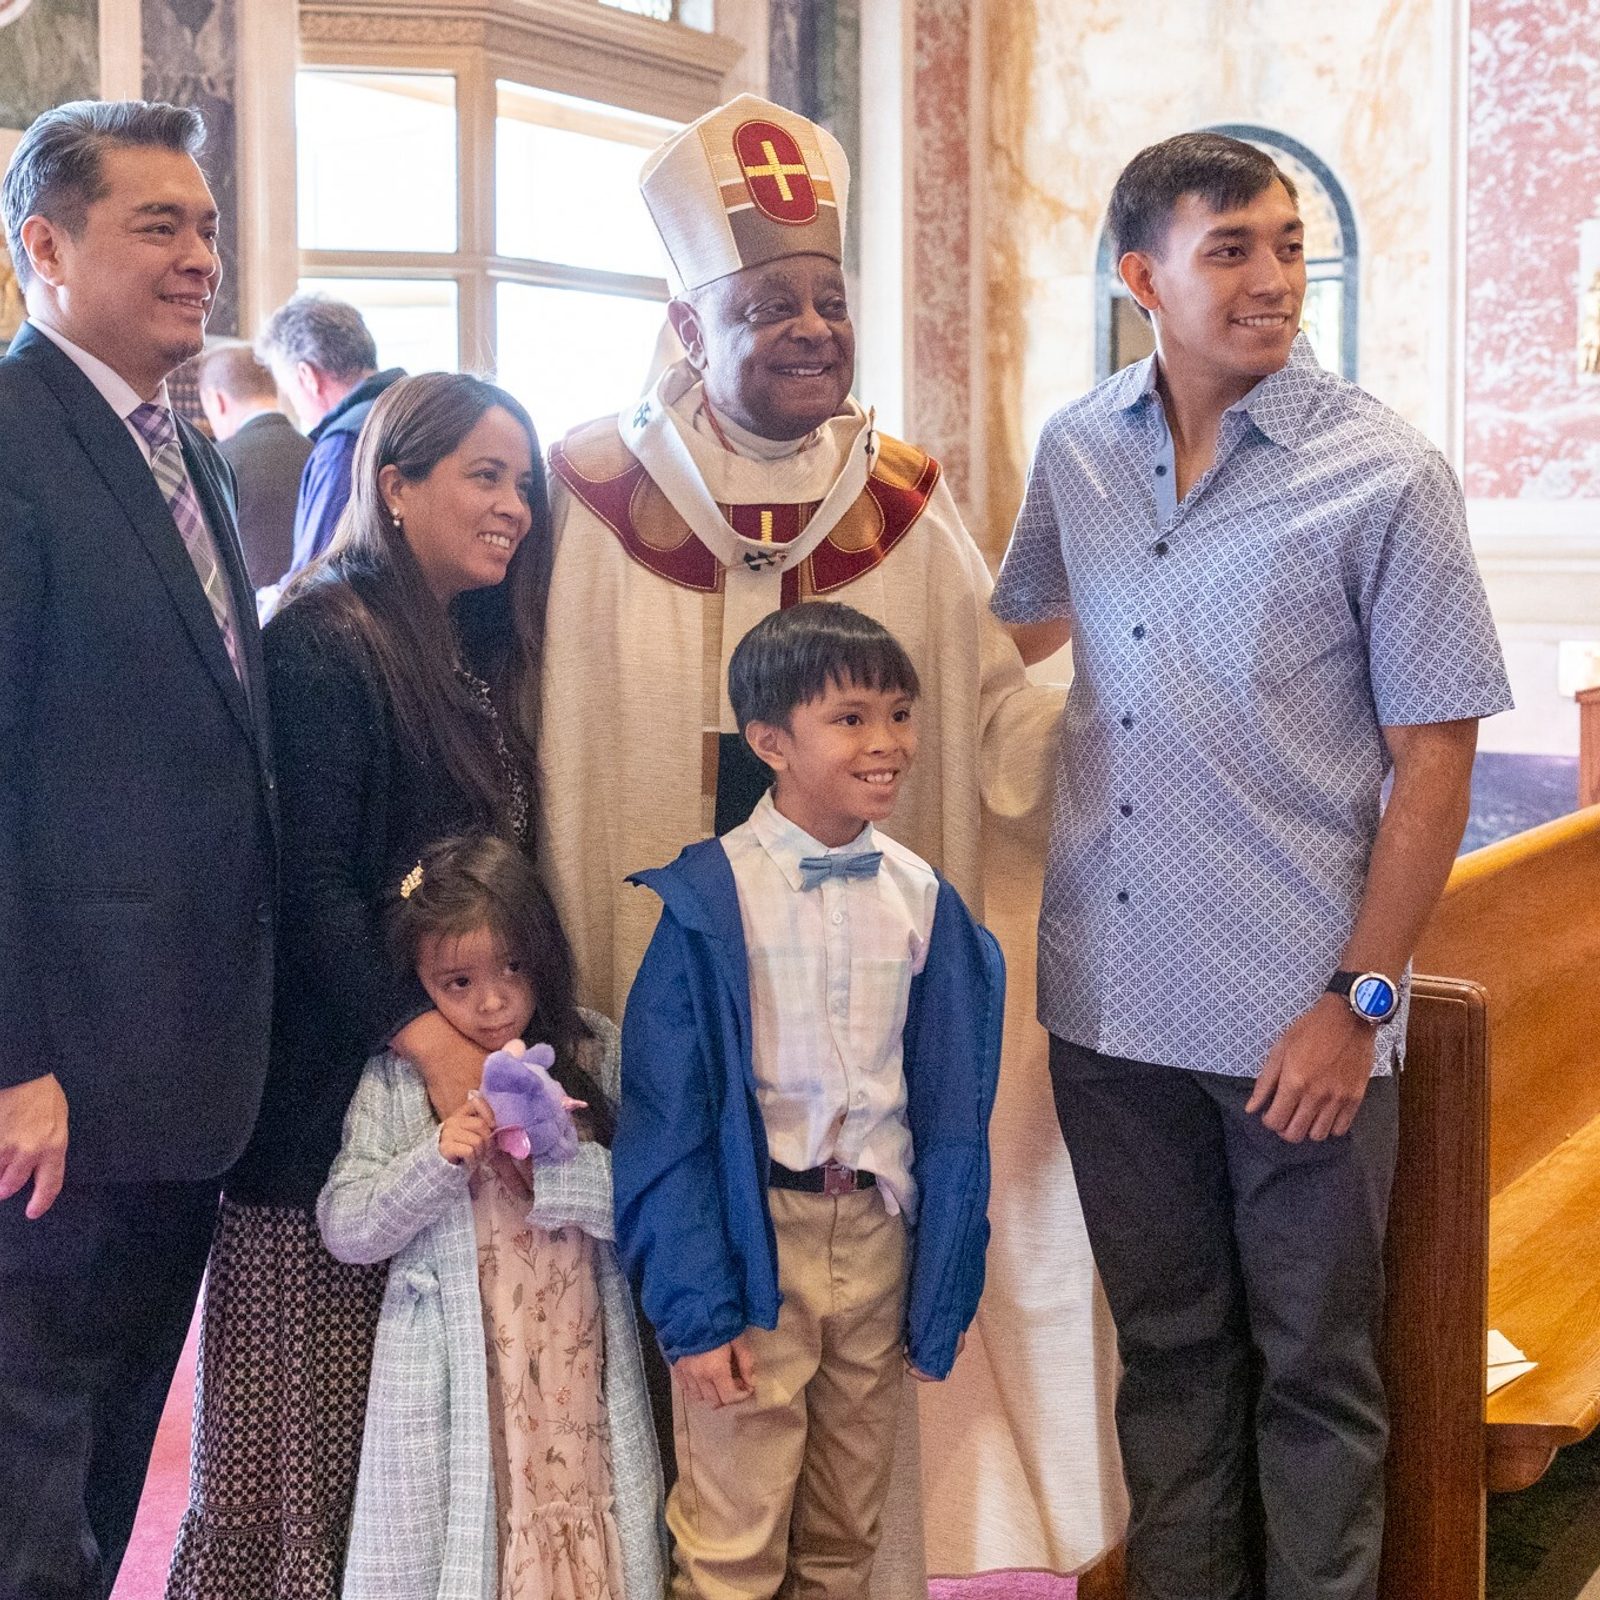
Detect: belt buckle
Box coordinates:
(822, 1161, 856, 1196)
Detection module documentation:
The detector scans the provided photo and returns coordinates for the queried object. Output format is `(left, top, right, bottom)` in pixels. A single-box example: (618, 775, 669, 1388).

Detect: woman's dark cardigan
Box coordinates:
(226, 588, 518, 1209)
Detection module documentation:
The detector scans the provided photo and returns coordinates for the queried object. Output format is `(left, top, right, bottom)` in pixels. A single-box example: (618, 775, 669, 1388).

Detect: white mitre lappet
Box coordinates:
(639, 92, 849, 293)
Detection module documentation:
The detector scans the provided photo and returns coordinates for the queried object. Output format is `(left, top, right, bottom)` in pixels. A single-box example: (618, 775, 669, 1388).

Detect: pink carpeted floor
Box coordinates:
(110, 1317, 1077, 1599)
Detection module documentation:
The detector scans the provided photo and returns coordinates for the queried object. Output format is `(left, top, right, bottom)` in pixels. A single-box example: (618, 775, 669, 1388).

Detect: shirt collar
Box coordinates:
(27, 317, 171, 420)
(1113, 332, 1322, 449)
(748, 789, 878, 892)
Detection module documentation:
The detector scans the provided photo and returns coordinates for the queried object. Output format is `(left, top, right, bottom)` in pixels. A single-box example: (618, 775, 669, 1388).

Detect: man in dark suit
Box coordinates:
(196, 343, 311, 590)
(0, 100, 276, 1600)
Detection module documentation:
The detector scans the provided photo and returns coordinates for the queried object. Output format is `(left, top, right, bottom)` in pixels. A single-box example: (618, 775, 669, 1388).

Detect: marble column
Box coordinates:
(143, 0, 240, 334)
(0, 0, 100, 131)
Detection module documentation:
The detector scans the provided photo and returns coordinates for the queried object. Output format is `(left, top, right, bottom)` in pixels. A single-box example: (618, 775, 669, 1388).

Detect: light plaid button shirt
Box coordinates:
(992, 337, 1512, 1078)
(721, 791, 938, 1217)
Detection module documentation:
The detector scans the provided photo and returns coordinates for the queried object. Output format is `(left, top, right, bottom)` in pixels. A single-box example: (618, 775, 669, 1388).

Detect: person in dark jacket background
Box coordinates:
(166, 371, 551, 1599)
(615, 603, 1004, 1600)
(196, 342, 311, 590)
(255, 292, 403, 579)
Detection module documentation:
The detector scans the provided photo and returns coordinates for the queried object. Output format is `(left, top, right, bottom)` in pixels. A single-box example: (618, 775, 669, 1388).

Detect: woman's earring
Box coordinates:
(390, 507, 404, 532)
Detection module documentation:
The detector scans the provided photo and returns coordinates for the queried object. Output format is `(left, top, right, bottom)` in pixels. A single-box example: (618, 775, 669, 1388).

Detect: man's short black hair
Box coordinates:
(728, 602, 921, 733)
(1108, 131, 1298, 260)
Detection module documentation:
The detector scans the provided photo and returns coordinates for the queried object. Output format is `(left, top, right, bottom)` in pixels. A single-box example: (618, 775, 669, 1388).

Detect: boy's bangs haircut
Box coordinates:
(729, 601, 921, 732)
(1108, 131, 1298, 260)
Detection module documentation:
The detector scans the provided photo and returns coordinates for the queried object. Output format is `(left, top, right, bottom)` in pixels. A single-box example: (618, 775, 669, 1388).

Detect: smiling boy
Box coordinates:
(615, 602, 1004, 1600)
(993, 132, 1511, 1598)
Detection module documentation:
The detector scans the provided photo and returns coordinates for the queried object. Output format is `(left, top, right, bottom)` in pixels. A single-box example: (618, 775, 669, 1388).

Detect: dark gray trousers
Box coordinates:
(1048, 1037, 1399, 1600)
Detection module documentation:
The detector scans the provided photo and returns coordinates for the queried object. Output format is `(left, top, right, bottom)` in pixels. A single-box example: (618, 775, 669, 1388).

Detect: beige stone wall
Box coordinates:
(980, 0, 1458, 547)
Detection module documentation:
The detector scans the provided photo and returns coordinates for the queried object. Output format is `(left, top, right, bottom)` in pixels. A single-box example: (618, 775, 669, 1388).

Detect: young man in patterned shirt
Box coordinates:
(992, 132, 1512, 1600)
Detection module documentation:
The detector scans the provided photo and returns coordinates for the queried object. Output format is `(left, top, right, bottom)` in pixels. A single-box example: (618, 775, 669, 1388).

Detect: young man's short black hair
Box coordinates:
(728, 601, 921, 733)
(1107, 131, 1298, 260)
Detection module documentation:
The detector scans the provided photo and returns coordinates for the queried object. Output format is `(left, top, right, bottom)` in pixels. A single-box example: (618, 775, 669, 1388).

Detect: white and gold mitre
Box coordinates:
(640, 93, 849, 294)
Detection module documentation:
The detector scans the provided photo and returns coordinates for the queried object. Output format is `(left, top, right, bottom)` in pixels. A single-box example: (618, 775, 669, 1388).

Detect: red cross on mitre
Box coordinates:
(733, 120, 819, 225)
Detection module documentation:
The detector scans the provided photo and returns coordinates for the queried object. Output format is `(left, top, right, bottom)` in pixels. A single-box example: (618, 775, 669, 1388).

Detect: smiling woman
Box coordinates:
(165, 372, 556, 1600)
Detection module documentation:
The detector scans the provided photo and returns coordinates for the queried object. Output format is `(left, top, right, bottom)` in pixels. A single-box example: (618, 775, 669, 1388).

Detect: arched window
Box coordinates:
(1095, 125, 1359, 382)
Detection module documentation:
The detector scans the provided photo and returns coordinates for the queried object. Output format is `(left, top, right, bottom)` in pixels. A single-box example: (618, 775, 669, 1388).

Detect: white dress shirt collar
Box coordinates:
(747, 790, 878, 893)
(27, 317, 172, 420)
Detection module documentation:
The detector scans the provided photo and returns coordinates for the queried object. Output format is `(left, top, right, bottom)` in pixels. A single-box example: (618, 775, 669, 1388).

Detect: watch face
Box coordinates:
(1352, 974, 1398, 1021)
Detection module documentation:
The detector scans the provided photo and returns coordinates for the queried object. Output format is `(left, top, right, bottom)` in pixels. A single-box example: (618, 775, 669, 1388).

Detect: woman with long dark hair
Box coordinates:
(167, 373, 552, 1599)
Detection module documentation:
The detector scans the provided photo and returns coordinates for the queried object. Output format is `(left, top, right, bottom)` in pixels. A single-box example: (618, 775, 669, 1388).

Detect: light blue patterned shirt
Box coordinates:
(992, 338, 1512, 1077)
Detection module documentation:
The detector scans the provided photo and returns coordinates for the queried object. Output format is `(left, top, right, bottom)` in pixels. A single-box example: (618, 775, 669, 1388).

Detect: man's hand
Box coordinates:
(391, 1010, 487, 1121)
(673, 1335, 756, 1409)
(1246, 996, 1375, 1143)
(0, 1073, 69, 1218)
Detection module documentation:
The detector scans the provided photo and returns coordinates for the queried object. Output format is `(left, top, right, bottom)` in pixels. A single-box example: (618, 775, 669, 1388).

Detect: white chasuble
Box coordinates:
(537, 361, 1124, 1584)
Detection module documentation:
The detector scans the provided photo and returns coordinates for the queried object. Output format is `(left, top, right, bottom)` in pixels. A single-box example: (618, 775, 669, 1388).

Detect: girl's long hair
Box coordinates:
(281, 372, 550, 837)
(387, 833, 614, 1146)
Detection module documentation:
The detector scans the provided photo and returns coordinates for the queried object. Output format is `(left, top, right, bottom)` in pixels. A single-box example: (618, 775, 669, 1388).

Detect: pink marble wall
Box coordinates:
(1465, 0, 1600, 499)
(908, 0, 976, 516)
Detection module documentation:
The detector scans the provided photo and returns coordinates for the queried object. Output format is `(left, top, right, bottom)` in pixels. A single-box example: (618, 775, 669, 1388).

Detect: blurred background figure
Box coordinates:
(196, 343, 311, 593)
(254, 293, 404, 578)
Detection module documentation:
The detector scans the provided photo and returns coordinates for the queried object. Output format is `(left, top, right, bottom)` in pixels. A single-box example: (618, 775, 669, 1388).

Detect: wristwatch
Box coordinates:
(1326, 970, 1399, 1024)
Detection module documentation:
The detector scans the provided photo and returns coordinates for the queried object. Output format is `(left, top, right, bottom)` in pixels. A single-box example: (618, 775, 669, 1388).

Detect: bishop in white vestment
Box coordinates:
(536, 92, 1124, 1589)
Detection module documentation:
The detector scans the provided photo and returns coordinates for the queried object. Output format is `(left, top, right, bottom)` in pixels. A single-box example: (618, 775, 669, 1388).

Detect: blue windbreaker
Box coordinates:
(614, 835, 1004, 1379)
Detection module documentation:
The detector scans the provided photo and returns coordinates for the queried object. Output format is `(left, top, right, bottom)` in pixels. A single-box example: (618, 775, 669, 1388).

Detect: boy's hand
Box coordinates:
(673, 1335, 756, 1408)
(438, 1092, 496, 1166)
(905, 1330, 965, 1383)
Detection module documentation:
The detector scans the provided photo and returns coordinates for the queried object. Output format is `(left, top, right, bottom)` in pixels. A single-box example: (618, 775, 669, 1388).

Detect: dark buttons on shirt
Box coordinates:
(1154, 541, 1169, 557)
(1132, 624, 1146, 640)
(1120, 714, 1134, 730)
(1119, 803, 1133, 818)
(1154, 464, 1168, 476)
(1116, 890, 1130, 904)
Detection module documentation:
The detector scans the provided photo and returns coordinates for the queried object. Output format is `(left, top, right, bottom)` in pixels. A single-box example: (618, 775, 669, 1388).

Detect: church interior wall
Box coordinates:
(1464, 0, 1600, 756)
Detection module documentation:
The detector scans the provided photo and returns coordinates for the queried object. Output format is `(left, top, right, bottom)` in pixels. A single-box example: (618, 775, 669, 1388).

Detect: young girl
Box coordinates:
(318, 833, 665, 1600)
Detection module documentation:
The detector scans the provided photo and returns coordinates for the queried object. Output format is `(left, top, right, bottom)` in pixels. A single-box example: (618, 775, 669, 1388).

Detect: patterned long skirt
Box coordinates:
(164, 1199, 387, 1600)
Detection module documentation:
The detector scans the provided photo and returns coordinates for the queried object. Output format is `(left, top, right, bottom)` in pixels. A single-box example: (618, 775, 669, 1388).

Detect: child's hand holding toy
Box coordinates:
(478, 1041, 585, 1164)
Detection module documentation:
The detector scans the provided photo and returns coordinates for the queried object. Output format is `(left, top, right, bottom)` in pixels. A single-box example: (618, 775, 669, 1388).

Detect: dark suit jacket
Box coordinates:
(0, 323, 278, 1183)
(217, 409, 312, 588)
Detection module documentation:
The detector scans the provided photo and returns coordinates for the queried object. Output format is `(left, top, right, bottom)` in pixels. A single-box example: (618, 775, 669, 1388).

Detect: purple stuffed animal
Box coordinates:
(477, 1041, 583, 1164)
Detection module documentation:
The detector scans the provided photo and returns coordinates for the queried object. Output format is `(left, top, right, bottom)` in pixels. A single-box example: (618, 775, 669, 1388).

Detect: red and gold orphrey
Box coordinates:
(549, 421, 941, 608)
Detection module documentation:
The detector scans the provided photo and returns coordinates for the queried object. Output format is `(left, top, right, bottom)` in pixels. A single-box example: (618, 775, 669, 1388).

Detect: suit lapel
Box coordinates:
(17, 328, 260, 751)
(180, 420, 277, 802)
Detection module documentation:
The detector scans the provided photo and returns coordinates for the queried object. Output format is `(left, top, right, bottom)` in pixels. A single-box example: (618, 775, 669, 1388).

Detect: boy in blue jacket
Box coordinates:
(615, 601, 1004, 1600)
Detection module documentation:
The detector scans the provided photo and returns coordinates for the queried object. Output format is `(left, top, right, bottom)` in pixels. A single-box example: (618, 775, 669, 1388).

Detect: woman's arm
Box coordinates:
(317, 1057, 467, 1265)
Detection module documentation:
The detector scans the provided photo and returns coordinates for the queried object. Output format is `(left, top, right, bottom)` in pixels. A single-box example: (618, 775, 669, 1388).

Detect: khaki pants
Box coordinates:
(669, 1186, 909, 1600)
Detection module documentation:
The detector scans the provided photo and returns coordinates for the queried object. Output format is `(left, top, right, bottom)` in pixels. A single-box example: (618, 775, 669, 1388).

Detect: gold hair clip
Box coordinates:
(400, 861, 424, 899)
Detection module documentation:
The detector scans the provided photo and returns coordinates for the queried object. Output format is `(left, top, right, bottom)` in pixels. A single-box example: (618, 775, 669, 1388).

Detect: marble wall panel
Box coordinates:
(908, 0, 975, 511)
(144, 0, 238, 334)
(0, 0, 99, 131)
(1464, 0, 1600, 500)
(981, 0, 1450, 542)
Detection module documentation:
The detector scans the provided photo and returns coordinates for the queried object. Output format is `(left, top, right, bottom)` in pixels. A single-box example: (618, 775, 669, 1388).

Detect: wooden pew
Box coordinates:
(1413, 804, 1600, 1495)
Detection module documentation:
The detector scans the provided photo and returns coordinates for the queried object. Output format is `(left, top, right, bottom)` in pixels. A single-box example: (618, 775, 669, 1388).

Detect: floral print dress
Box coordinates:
(471, 1155, 625, 1600)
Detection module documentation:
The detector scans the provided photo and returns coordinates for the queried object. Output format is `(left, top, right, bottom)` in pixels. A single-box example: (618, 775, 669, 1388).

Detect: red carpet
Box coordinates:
(110, 1312, 1076, 1599)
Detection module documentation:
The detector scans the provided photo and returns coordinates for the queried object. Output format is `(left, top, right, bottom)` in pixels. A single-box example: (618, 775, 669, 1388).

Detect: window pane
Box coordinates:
(496, 82, 679, 276)
(495, 282, 668, 446)
(299, 277, 460, 376)
(297, 72, 457, 253)
(1300, 279, 1344, 374)
(598, 0, 713, 28)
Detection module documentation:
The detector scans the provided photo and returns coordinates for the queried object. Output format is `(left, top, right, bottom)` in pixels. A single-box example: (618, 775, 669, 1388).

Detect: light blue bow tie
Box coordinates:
(798, 851, 883, 890)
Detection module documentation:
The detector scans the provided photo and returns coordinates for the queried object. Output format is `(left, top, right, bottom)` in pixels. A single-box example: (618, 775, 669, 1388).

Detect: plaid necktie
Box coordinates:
(127, 402, 242, 682)
(798, 850, 884, 890)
